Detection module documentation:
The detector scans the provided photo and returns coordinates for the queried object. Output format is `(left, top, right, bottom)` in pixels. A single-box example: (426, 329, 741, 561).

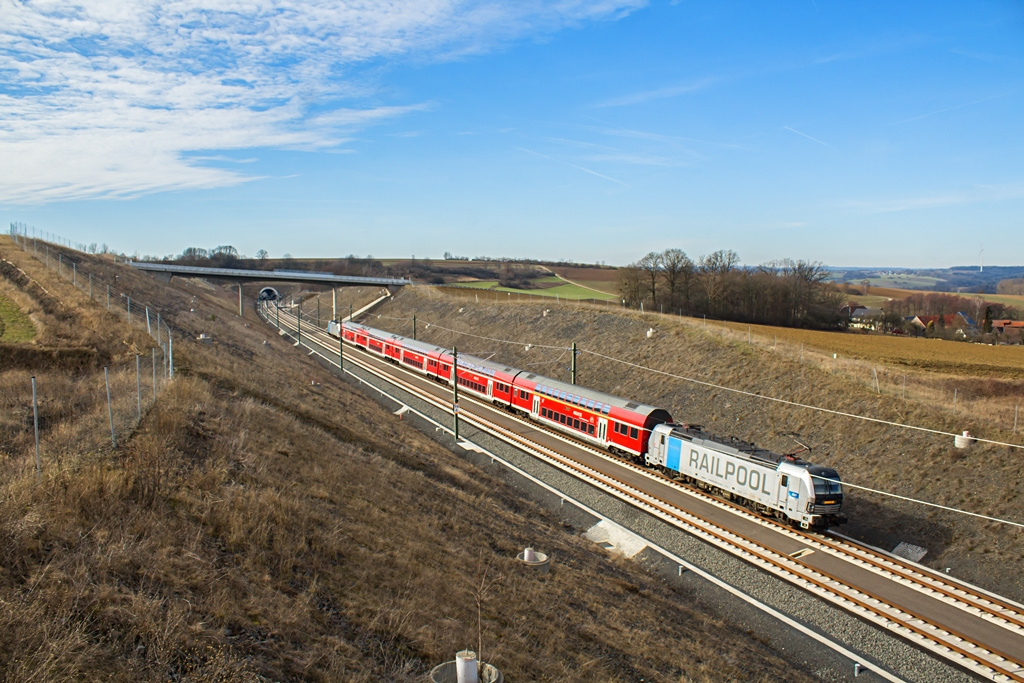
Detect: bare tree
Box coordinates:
(637, 251, 663, 307)
(617, 264, 644, 307)
(660, 248, 693, 311)
(255, 249, 268, 262)
(698, 249, 739, 316)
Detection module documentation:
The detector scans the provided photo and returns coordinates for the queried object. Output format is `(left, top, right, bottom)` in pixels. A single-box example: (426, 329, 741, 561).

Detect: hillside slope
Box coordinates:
(365, 288, 1024, 602)
(0, 237, 813, 681)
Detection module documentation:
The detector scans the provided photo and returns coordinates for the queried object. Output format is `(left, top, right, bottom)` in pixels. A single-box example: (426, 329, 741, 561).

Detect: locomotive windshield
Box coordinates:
(810, 468, 842, 496)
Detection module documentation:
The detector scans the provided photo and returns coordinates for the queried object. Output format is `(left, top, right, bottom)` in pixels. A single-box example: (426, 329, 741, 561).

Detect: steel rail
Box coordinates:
(263, 304, 1024, 682)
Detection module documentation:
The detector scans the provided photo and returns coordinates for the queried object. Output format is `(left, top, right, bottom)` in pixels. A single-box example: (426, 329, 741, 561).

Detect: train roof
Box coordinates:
(663, 423, 809, 468)
(347, 320, 671, 420)
(521, 372, 668, 419)
(345, 321, 522, 378)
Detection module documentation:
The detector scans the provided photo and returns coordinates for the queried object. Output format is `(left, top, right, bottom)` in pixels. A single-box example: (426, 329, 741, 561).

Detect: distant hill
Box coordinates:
(830, 266, 1024, 294)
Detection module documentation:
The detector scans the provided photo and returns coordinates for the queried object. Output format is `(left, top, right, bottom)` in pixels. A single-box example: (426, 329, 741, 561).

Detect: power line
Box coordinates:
(578, 348, 1023, 451)
(369, 316, 1022, 450)
(815, 476, 1024, 529)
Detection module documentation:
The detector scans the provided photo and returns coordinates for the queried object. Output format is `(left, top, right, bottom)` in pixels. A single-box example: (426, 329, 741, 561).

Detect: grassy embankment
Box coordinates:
(366, 288, 1024, 602)
(0, 237, 812, 681)
(447, 276, 618, 302)
(0, 292, 36, 342)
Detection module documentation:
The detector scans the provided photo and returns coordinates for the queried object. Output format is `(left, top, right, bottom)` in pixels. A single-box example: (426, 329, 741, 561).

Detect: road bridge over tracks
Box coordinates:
(127, 261, 412, 317)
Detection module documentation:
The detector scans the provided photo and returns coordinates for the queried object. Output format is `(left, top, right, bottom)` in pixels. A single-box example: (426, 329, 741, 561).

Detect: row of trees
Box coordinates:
(997, 278, 1024, 296)
(619, 249, 845, 329)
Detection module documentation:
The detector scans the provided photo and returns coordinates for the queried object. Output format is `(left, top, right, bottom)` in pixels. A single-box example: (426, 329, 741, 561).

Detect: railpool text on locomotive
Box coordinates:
(688, 449, 774, 496)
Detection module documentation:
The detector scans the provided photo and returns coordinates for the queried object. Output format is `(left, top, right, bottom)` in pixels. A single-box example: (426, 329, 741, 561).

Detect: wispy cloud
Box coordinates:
(0, 1, 645, 203)
(518, 147, 628, 186)
(593, 77, 718, 108)
(783, 125, 833, 149)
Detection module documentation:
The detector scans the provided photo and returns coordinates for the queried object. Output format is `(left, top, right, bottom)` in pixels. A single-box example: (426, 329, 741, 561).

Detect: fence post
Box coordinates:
(168, 332, 174, 379)
(105, 366, 116, 448)
(157, 313, 161, 345)
(152, 347, 158, 396)
(146, 307, 151, 335)
(107, 284, 110, 310)
(136, 354, 142, 419)
(73, 262, 76, 287)
(32, 377, 41, 477)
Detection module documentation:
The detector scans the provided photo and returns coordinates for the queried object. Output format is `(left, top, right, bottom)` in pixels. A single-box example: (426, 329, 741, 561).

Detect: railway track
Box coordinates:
(262, 303, 1024, 681)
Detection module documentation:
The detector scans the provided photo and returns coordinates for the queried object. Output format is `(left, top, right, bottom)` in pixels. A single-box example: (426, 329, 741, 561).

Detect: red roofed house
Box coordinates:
(992, 319, 1024, 343)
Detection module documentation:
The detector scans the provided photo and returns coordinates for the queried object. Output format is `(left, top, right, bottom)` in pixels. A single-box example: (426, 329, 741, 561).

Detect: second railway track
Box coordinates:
(263, 303, 1024, 682)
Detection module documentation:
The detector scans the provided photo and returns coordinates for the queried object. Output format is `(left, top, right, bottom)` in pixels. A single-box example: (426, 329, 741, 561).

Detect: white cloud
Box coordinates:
(0, 0, 645, 203)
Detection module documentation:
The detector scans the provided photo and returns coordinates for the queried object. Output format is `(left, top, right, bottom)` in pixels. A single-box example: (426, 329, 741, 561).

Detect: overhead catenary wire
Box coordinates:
(405, 317, 1022, 450)
(815, 476, 1024, 530)
(304, 306, 1024, 529)
(412, 320, 565, 350)
(578, 348, 1023, 451)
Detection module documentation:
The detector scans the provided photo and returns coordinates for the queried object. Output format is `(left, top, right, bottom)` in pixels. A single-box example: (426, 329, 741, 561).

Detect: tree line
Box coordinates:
(618, 249, 846, 329)
(882, 292, 1019, 323)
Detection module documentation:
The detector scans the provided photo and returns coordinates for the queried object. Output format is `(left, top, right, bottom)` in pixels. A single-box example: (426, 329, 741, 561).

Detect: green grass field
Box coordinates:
(865, 274, 947, 289)
(978, 293, 1024, 308)
(0, 293, 35, 342)
(444, 277, 619, 301)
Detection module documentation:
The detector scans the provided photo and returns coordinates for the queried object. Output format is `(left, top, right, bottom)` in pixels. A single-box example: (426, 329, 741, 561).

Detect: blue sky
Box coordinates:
(2, 1, 1022, 268)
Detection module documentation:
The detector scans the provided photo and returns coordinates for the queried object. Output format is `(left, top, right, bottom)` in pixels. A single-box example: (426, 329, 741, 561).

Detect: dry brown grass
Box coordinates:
(0, 236, 812, 681)
(369, 288, 1024, 602)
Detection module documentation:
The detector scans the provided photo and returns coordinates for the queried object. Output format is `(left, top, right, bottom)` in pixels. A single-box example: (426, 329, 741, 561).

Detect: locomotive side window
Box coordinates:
(588, 424, 595, 435)
(781, 475, 788, 486)
(573, 419, 580, 430)
(629, 427, 639, 440)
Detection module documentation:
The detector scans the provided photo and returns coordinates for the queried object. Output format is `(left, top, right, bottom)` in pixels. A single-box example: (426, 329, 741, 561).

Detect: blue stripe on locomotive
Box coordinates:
(666, 436, 682, 472)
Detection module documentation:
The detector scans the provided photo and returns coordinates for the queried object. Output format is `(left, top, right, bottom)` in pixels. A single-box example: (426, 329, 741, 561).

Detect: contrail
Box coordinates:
(893, 93, 1008, 125)
(783, 126, 833, 149)
(518, 147, 628, 186)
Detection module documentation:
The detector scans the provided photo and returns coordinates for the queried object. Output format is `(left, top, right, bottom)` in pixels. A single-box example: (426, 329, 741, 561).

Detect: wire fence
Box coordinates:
(5, 224, 177, 475)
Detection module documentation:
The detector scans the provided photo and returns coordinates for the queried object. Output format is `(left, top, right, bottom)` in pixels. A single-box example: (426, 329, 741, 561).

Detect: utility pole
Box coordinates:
(571, 342, 577, 385)
(413, 314, 417, 340)
(453, 346, 459, 442)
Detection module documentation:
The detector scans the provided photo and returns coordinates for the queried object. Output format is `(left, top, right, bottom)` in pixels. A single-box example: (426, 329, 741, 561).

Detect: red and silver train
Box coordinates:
(328, 320, 670, 458)
(327, 319, 844, 528)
